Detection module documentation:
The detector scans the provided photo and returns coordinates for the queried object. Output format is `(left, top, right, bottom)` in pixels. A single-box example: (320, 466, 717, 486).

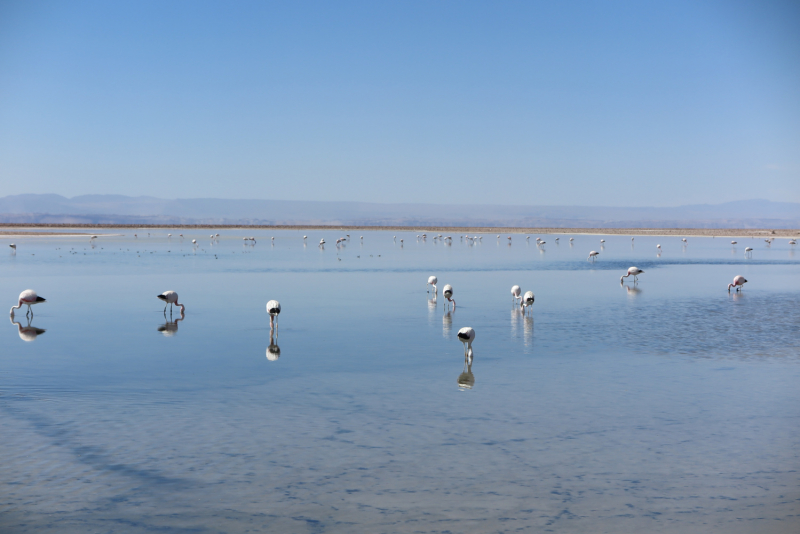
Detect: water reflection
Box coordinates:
(523, 315, 534, 347)
(267, 328, 280, 361)
(625, 285, 642, 298)
(457, 349, 475, 390)
(157, 311, 185, 336)
(9, 315, 46, 342)
(442, 309, 454, 338)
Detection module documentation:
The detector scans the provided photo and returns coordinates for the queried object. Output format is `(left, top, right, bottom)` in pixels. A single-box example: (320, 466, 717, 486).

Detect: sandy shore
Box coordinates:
(0, 225, 797, 238)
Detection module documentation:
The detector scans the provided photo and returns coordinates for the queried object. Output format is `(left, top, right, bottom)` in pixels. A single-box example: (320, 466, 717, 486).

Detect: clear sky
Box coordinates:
(1, 0, 798, 206)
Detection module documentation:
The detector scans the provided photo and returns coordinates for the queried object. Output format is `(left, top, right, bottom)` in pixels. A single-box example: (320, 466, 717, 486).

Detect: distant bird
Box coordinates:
(267, 299, 281, 329)
(521, 291, 534, 314)
(728, 275, 747, 292)
(682, 238, 687, 243)
(90, 235, 97, 240)
(168, 234, 172, 237)
(790, 239, 797, 245)
(507, 236, 512, 242)
(621, 266, 644, 283)
(303, 235, 307, 240)
(457, 327, 475, 357)
(631, 237, 634, 241)
(588, 250, 599, 261)
(443, 284, 455, 309)
(192, 239, 197, 244)
(319, 239, 325, 246)
(157, 291, 185, 315)
(497, 235, 500, 239)
(511, 285, 521, 302)
(554, 237, 559, 242)
(10, 290, 45, 317)
(427, 275, 438, 294)
(600, 239, 605, 244)
(360, 236, 364, 240)
(526, 236, 530, 241)
(745, 247, 753, 257)
(210, 235, 214, 239)
(569, 237, 574, 242)
(9, 244, 15, 253)
(657, 244, 661, 251)
(215, 233, 220, 237)
(731, 240, 737, 245)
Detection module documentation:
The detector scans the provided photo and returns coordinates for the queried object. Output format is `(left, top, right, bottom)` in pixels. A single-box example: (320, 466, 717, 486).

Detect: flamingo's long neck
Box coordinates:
(10, 299, 23, 314)
(175, 302, 185, 313)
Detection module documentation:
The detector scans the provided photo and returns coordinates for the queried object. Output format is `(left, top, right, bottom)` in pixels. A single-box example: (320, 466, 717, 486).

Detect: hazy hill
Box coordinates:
(0, 195, 798, 228)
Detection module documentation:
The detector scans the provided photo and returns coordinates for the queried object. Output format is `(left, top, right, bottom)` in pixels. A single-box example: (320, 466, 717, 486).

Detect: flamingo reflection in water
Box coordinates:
(158, 310, 185, 336)
(267, 328, 280, 361)
(10, 315, 46, 341)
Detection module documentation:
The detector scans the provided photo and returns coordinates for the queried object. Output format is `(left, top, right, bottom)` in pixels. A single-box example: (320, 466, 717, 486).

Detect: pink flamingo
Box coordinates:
(727, 275, 747, 292)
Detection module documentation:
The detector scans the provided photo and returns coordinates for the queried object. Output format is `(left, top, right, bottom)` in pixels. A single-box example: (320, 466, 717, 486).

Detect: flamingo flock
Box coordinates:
(6, 231, 785, 373)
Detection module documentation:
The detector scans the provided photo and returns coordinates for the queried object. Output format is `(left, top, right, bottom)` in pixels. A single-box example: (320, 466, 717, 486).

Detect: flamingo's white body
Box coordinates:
(682, 238, 687, 243)
(569, 238, 574, 242)
(10, 290, 46, 317)
(728, 275, 747, 292)
(443, 284, 455, 309)
(621, 266, 644, 283)
(521, 291, 534, 314)
(192, 239, 197, 244)
(657, 244, 661, 251)
(511, 285, 521, 302)
(731, 241, 737, 245)
(745, 247, 753, 257)
(157, 291, 185, 314)
(588, 251, 599, 261)
(319, 239, 325, 246)
(9, 244, 16, 253)
(457, 327, 475, 357)
(267, 299, 281, 328)
(600, 239, 605, 244)
(427, 276, 438, 294)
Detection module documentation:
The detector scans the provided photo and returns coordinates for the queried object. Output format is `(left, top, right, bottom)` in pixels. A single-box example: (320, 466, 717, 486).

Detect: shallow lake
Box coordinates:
(1, 230, 799, 533)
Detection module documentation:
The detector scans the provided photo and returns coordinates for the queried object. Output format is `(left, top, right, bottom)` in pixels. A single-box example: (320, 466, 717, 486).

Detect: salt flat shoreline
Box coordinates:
(0, 225, 797, 238)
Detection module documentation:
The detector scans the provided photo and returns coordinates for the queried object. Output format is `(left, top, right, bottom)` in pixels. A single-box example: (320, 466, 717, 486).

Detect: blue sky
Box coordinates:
(1, 0, 798, 206)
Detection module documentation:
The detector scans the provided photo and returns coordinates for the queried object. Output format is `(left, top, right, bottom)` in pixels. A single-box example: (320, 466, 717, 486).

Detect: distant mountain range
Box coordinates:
(0, 194, 798, 228)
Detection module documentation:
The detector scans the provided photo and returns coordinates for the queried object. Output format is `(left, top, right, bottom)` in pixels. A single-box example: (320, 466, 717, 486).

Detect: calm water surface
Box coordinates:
(1, 230, 799, 533)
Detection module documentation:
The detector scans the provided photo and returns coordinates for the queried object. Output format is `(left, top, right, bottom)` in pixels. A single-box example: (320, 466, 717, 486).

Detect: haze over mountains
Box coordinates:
(1, 194, 798, 228)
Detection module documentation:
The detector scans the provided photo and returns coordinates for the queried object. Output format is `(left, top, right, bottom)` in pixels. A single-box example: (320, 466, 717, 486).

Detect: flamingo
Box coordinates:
(731, 240, 737, 245)
(657, 244, 661, 252)
(10, 290, 46, 317)
(319, 239, 325, 247)
(569, 237, 574, 242)
(9, 244, 15, 253)
(521, 291, 534, 314)
(600, 239, 605, 244)
(682, 238, 687, 243)
(511, 285, 521, 303)
(588, 250, 599, 261)
(621, 266, 644, 283)
(457, 327, 475, 357)
(157, 291, 185, 315)
(192, 239, 197, 245)
(790, 239, 797, 245)
(745, 247, 753, 257)
(728, 275, 747, 292)
(443, 284, 455, 309)
(427, 275, 438, 294)
(303, 235, 307, 240)
(267, 299, 281, 329)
